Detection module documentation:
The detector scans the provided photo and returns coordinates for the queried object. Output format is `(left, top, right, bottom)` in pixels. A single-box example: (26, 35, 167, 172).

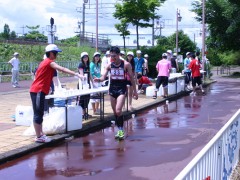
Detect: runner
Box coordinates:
(94, 46, 138, 140)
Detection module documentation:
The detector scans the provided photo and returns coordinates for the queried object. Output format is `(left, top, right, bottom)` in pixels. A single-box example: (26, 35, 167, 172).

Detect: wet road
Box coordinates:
(0, 79, 239, 180)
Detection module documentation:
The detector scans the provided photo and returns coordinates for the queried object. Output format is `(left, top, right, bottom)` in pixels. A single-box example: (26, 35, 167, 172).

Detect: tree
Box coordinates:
(115, 19, 130, 51)
(157, 30, 197, 56)
(25, 25, 47, 41)
(113, 0, 166, 49)
(2, 24, 10, 39)
(191, 0, 240, 51)
(10, 31, 17, 39)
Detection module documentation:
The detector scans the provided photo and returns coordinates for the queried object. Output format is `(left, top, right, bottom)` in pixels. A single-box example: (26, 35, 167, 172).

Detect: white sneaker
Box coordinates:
(202, 89, 205, 93)
(12, 85, 17, 88)
(35, 135, 52, 143)
(137, 90, 141, 94)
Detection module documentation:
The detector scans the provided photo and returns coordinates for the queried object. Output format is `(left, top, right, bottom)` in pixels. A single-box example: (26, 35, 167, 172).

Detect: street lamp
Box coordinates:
(82, 0, 88, 45)
(176, 9, 182, 55)
(202, 0, 206, 75)
(96, 0, 98, 51)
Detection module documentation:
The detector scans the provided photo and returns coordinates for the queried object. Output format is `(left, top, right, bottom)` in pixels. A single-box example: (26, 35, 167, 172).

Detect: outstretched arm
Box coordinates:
(94, 63, 110, 82)
(50, 62, 84, 79)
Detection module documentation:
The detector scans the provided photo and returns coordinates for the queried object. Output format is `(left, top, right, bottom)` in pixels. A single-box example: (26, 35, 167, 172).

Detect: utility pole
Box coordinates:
(202, 0, 206, 76)
(96, 0, 98, 51)
(20, 25, 25, 36)
(152, 18, 154, 46)
(175, 9, 182, 55)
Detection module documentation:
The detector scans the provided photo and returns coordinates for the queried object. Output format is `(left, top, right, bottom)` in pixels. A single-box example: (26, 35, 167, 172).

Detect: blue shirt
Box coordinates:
(90, 62, 101, 78)
(184, 58, 191, 72)
(134, 57, 145, 73)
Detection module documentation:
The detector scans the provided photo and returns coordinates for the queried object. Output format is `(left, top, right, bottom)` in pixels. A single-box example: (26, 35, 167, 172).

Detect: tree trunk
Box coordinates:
(136, 24, 139, 49)
(123, 36, 126, 52)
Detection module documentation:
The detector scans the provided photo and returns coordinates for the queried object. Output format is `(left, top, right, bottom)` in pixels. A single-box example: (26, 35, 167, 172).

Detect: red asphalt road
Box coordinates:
(0, 77, 239, 179)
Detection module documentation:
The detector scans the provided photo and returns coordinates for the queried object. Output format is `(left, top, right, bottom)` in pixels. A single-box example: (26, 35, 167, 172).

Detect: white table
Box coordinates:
(147, 73, 185, 97)
(45, 86, 109, 132)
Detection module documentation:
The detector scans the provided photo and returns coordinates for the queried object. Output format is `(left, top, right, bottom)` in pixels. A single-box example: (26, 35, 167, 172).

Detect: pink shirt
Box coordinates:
(156, 59, 171, 77)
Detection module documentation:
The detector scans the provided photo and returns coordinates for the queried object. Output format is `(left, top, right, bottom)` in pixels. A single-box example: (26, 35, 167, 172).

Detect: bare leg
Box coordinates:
(34, 122, 42, 137)
(163, 87, 168, 97)
(92, 102, 96, 114)
(128, 85, 133, 110)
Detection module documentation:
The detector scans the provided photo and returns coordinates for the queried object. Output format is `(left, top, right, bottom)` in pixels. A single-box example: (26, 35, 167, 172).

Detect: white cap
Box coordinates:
(45, 44, 62, 52)
(162, 53, 168, 57)
(43, 54, 47, 59)
(173, 53, 177, 56)
(136, 50, 141, 54)
(13, 52, 19, 56)
(144, 54, 148, 58)
(93, 52, 101, 57)
(120, 50, 125, 55)
(167, 50, 172, 54)
(105, 50, 110, 55)
(186, 52, 190, 56)
(127, 51, 134, 56)
(81, 52, 89, 58)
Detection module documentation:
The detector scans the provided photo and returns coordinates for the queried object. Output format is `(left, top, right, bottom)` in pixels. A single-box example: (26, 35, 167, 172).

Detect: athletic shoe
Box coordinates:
(35, 135, 52, 143)
(152, 95, 157, 99)
(202, 89, 205, 93)
(12, 85, 17, 88)
(115, 130, 124, 139)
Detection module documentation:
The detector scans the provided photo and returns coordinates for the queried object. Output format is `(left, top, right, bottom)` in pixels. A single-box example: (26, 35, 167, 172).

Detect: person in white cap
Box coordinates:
(8, 52, 20, 87)
(134, 50, 145, 91)
(77, 51, 92, 119)
(170, 53, 179, 73)
(166, 50, 172, 62)
(30, 44, 84, 143)
(153, 53, 172, 99)
(120, 50, 125, 60)
(90, 52, 101, 115)
(143, 54, 149, 76)
(184, 52, 192, 90)
(134, 50, 145, 75)
(101, 50, 110, 75)
(125, 51, 135, 111)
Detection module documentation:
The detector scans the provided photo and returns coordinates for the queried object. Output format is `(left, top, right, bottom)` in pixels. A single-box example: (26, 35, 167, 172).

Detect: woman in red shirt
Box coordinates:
(30, 44, 83, 143)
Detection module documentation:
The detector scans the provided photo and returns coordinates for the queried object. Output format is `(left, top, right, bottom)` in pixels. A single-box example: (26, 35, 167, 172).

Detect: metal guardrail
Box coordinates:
(0, 61, 79, 74)
(175, 109, 240, 180)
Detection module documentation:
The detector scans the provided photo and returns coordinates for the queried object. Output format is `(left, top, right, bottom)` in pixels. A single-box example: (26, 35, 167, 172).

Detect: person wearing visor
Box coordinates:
(30, 44, 84, 143)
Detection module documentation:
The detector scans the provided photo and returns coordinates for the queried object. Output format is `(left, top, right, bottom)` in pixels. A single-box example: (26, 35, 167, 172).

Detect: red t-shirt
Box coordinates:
(189, 59, 201, 77)
(139, 76, 152, 85)
(30, 58, 55, 94)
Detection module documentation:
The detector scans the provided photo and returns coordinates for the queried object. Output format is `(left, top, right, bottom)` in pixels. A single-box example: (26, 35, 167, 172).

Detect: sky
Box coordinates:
(0, 0, 203, 48)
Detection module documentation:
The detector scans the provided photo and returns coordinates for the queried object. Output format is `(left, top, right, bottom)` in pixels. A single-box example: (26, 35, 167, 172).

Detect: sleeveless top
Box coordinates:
(110, 60, 127, 87)
(30, 58, 55, 95)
